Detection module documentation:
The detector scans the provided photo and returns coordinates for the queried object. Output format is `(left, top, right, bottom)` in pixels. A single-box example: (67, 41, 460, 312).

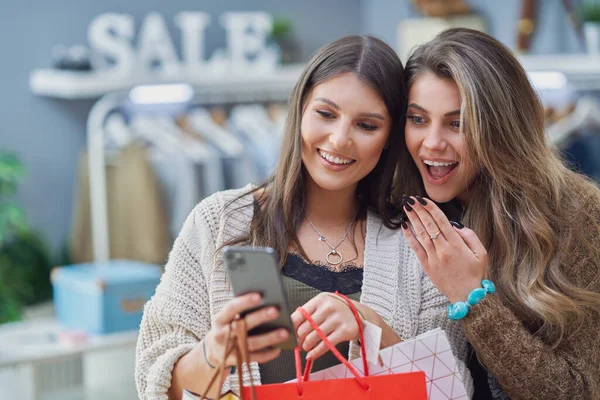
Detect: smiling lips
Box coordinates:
(318, 149, 356, 166)
(422, 159, 458, 183)
(318, 149, 459, 182)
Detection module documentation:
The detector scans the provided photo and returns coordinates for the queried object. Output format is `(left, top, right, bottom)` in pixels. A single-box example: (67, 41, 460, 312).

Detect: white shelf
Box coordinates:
(0, 316, 139, 400)
(30, 56, 600, 100)
(29, 64, 305, 100)
(0, 317, 138, 367)
(519, 54, 600, 91)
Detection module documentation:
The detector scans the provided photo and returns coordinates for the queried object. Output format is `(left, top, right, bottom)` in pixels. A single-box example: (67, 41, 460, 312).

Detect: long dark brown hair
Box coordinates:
(400, 28, 600, 346)
(224, 35, 408, 267)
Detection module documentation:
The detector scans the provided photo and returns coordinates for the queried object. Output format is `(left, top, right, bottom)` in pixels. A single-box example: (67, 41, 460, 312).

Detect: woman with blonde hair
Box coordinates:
(399, 28, 600, 399)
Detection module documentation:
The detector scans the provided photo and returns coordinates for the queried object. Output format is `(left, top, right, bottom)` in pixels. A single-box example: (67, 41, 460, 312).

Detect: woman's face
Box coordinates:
(301, 72, 391, 193)
(405, 73, 478, 203)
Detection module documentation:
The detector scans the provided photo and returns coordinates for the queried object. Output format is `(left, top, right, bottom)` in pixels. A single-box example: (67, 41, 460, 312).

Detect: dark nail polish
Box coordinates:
(401, 220, 408, 229)
(404, 202, 413, 212)
(403, 195, 415, 205)
(416, 196, 427, 206)
(451, 221, 464, 229)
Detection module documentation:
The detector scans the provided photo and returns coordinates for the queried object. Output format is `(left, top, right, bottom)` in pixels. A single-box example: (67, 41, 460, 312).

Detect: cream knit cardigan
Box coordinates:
(135, 186, 473, 399)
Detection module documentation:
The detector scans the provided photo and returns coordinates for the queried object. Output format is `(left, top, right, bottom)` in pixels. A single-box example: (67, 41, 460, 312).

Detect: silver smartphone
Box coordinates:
(222, 246, 297, 350)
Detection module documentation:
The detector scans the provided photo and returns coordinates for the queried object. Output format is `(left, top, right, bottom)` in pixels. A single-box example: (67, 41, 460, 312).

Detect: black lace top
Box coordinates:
(258, 253, 364, 384)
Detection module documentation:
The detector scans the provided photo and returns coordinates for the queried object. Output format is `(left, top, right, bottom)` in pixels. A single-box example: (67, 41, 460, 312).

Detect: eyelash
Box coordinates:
(316, 110, 378, 132)
(358, 122, 377, 131)
(407, 115, 461, 129)
(316, 110, 334, 119)
(407, 115, 425, 125)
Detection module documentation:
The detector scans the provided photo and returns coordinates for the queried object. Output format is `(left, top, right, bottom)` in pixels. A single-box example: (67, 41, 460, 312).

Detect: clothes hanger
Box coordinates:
(105, 113, 134, 149)
(154, 115, 226, 195)
(103, 113, 134, 165)
(185, 108, 245, 157)
(547, 97, 600, 147)
(229, 104, 276, 144)
(130, 114, 183, 153)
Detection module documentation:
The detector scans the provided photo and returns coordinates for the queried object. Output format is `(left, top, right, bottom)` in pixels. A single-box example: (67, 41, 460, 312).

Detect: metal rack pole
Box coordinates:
(86, 92, 124, 263)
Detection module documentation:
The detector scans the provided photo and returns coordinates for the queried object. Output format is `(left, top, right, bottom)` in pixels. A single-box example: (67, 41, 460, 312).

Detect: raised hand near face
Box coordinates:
(400, 196, 487, 304)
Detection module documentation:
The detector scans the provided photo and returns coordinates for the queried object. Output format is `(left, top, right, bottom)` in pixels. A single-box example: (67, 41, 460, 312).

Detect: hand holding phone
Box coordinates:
(222, 246, 297, 350)
(203, 293, 288, 369)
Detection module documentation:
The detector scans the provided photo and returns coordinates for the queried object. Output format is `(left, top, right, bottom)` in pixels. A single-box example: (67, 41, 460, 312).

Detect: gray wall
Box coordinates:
(362, 0, 583, 58)
(0, 0, 361, 257)
(0, 0, 583, 257)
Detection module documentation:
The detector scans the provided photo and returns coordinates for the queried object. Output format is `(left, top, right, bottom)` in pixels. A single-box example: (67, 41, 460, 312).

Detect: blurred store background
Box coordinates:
(0, 0, 599, 399)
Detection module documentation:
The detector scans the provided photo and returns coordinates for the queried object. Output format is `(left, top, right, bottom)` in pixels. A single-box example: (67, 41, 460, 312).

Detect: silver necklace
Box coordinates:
(305, 211, 357, 265)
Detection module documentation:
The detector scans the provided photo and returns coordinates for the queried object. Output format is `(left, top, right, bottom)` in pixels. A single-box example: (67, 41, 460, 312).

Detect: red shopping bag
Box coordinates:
(193, 296, 427, 400)
(242, 304, 428, 399)
(246, 368, 426, 399)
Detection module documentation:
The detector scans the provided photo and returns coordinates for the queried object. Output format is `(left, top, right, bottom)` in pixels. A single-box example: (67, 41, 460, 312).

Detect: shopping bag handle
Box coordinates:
(295, 306, 370, 393)
(199, 318, 256, 400)
(333, 291, 370, 377)
(299, 292, 370, 379)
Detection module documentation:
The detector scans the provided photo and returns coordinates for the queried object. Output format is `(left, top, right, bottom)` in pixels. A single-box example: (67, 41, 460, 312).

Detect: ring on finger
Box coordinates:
(429, 230, 441, 240)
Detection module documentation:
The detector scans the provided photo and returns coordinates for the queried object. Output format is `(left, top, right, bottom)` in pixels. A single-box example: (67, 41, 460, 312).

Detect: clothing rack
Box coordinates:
(87, 85, 298, 262)
(41, 65, 304, 262)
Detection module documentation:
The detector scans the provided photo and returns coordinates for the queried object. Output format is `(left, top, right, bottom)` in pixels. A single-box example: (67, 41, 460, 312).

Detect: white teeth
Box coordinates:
(319, 150, 354, 165)
(423, 160, 458, 167)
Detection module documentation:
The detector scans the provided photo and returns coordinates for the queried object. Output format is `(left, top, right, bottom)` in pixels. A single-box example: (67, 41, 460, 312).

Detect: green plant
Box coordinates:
(0, 151, 52, 324)
(582, 0, 600, 22)
(268, 16, 299, 64)
(269, 17, 294, 40)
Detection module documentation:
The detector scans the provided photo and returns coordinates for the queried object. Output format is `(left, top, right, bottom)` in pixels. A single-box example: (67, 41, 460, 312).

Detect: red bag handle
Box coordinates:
(294, 305, 370, 394)
(334, 291, 370, 377)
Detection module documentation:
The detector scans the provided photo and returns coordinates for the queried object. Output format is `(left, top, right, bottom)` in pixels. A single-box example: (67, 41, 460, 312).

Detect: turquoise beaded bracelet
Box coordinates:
(447, 279, 496, 320)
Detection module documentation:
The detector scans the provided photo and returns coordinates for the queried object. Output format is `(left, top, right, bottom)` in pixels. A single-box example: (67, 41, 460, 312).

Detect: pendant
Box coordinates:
(326, 249, 343, 265)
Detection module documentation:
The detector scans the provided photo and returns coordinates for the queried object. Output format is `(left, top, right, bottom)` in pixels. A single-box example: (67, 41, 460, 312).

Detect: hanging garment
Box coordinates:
(148, 147, 199, 238)
(152, 117, 226, 197)
(105, 112, 201, 239)
(180, 111, 259, 189)
(70, 142, 171, 264)
(228, 105, 282, 180)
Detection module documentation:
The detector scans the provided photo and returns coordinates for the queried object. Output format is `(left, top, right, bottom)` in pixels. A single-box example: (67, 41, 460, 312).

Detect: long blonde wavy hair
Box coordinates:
(399, 28, 600, 346)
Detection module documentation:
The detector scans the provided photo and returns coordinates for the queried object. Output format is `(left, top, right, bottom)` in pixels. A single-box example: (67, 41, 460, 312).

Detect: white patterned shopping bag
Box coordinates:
(306, 328, 468, 400)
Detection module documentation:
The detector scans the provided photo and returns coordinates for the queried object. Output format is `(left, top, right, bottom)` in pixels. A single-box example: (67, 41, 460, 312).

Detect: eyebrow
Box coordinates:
(315, 97, 386, 120)
(408, 103, 461, 117)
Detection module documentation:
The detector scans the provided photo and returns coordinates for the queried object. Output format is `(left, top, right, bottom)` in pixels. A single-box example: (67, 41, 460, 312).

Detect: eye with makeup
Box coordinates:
(406, 115, 426, 125)
(357, 121, 378, 132)
(316, 109, 379, 132)
(316, 109, 334, 119)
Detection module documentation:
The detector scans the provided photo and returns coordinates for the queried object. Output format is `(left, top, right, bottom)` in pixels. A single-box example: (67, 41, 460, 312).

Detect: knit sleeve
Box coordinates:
(461, 205, 600, 400)
(135, 200, 217, 400)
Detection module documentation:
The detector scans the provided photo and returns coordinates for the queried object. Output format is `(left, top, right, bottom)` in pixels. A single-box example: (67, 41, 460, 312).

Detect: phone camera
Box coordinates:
(226, 252, 245, 269)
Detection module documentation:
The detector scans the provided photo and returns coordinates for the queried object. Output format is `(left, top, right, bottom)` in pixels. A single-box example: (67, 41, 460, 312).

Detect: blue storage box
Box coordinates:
(51, 260, 162, 335)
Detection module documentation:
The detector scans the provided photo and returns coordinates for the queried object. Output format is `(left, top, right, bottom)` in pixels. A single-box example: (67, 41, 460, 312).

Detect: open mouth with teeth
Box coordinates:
(318, 149, 356, 166)
(423, 159, 459, 180)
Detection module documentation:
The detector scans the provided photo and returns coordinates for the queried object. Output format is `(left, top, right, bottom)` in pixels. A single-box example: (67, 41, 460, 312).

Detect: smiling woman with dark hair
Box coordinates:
(135, 34, 473, 400)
